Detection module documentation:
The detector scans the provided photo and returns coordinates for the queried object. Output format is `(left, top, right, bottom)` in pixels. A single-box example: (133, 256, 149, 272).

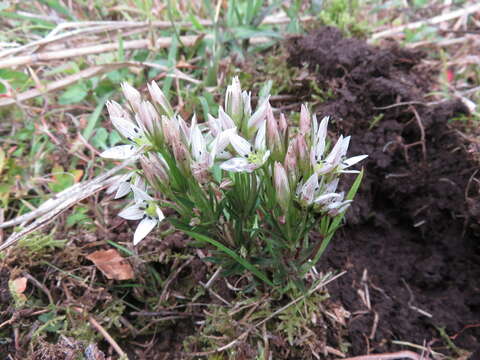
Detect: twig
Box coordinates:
(88, 315, 127, 358)
(23, 272, 55, 305)
(340, 350, 429, 360)
(410, 106, 427, 162)
(159, 257, 194, 302)
(370, 3, 480, 41)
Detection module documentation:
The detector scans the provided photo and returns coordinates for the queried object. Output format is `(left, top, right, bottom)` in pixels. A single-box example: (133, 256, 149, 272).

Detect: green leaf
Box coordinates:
(185, 231, 274, 287)
(91, 127, 109, 150)
(83, 94, 111, 140)
(58, 83, 87, 105)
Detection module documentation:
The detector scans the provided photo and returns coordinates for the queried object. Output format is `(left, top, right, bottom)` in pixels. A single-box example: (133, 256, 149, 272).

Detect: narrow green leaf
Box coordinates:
(185, 231, 274, 286)
(83, 94, 112, 140)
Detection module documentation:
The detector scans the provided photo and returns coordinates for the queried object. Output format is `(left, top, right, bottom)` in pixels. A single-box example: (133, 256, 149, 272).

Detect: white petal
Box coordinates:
(325, 179, 339, 193)
(155, 206, 165, 222)
(111, 116, 140, 140)
(300, 173, 319, 204)
(207, 114, 221, 136)
(247, 98, 268, 132)
(133, 217, 158, 245)
(324, 135, 344, 165)
(254, 122, 266, 151)
(340, 170, 361, 174)
(229, 133, 252, 157)
(343, 155, 368, 168)
(220, 157, 254, 172)
(132, 185, 153, 203)
(119, 205, 145, 220)
(100, 145, 137, 159)
(218, 107, 236, 130)
(314, 193, 342, 205)
(115, 182, 132, 199)
(260, 150, 271, 165)
(190, 124, 206, 161)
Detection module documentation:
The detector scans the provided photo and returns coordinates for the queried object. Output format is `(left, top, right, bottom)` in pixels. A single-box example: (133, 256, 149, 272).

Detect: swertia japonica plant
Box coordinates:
(101, 78, 366, 291)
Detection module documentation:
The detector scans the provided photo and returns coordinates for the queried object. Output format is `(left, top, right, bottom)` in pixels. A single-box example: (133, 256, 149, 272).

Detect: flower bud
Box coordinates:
(274, 162, 290, 211)
(121, 82, 141, 112)
(284, 138, 298, 182)
(299, 104, 310, 135)
(225, 77, 243, 126)
(147, 81, 174, 118)
(266, 103, 282, 159)
(140, 153, 169, 188)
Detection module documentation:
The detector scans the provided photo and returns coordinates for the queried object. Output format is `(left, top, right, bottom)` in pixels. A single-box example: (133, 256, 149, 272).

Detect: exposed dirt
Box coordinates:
(287, 27, 480, 356)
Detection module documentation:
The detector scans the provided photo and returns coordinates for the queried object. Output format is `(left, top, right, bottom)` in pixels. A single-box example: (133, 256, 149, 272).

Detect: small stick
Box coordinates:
(88, 315, 127, 358)
(409, 106, 427, 162)
(340, 350, 429, 360)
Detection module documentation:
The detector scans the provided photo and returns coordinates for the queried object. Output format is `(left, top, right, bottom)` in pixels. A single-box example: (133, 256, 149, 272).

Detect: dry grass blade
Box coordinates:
(339, 350, 430, 360)
(370, 3, 480, 41)
(0, 156, 139, 252)
(0, 15, 313, 59)
(0, 61, 198, 107)
(0, 34, 274, 69)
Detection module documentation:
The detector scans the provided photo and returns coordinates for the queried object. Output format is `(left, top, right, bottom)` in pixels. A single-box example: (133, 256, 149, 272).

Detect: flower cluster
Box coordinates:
(101, 78, 366, 284)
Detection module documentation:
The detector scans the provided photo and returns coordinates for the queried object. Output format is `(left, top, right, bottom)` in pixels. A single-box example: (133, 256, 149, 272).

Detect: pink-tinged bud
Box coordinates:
(147, 81, 174, 117)
(140, 153, 169, 188)
(121, 82, 141, 112)
(225, 76, 243, 126)
(161, 115, 180, 147)
(172, 138, 191, 174)
(278, 113, 288, 138)
(106, 100, 129, 119)
(266, 104, 282, 157)
(296, 134, 308, 169)
(138, 101, 161, 136)
(274, 162, 290, 211)
(299, 104, 310, 135)
(284, 138, 298, 181)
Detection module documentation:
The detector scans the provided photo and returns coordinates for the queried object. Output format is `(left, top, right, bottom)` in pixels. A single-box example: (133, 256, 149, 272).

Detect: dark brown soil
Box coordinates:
(287, 27, 480, 356)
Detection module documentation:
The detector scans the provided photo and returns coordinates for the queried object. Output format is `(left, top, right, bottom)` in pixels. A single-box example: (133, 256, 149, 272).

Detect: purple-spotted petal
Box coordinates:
(220, 157, 254, 172)
(119, 205, 145, 220)
(100, 145, 137, 159)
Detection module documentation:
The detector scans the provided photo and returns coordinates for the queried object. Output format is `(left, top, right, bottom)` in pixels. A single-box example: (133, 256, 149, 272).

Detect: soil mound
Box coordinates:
(287, 27, 480, 355)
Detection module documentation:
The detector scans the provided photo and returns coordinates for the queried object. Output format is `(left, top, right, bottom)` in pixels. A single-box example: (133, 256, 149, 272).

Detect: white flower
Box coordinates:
(118, 186, 165, 245)
(310, 116, 329, 167)
(106, 172, 145, 199)
(100, 101, 150, 160)
(220, 124, 270, 173)
(297, 173, 319, 205)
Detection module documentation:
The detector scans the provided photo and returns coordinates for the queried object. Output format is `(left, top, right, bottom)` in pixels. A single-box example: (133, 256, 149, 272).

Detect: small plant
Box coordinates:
(100, 78, 366, 291)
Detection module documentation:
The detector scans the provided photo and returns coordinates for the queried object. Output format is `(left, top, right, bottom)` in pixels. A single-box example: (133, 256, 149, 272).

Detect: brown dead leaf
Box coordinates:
(86, 249, 134, 280)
